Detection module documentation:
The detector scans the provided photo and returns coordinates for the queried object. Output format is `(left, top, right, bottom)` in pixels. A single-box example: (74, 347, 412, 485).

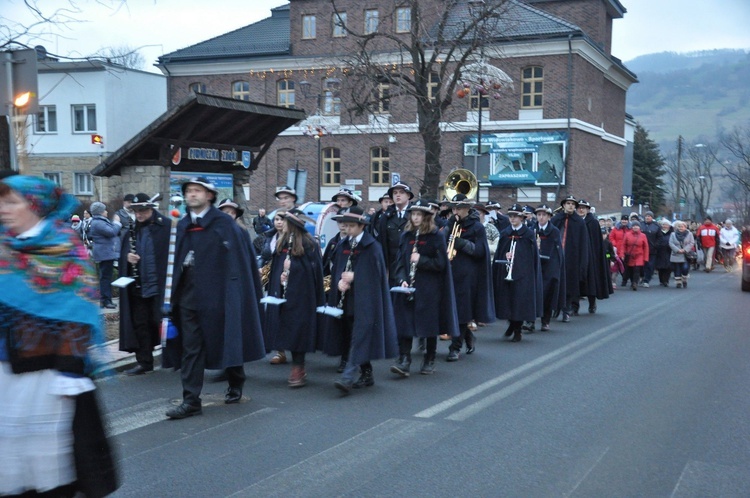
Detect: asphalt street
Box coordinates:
(99, 269, 750, 497)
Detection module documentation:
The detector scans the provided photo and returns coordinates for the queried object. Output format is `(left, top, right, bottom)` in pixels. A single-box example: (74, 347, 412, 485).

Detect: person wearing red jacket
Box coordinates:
(697, 216, 719, 272)
(609, 215, 630, 283)
(622, 223, 649, 291)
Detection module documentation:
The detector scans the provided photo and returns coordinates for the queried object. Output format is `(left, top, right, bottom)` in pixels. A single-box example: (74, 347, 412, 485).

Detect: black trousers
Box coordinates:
(450, 323, 472, 352)
(179, 306, 245, 406)
(129, 291, 159, 368)
(98, 259, 114, 304)
(398, 336, 437, 356)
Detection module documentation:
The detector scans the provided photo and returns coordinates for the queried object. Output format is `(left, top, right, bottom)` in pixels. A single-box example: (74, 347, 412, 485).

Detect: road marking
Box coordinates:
(228, 418, 452, 497)
(564, 446, 610, 498)
(107, 399, 175, 436)
(414, 295, 681, 420)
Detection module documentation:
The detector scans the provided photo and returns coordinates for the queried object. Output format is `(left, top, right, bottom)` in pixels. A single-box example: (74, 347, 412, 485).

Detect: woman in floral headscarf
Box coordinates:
(0, 176, 118, 497)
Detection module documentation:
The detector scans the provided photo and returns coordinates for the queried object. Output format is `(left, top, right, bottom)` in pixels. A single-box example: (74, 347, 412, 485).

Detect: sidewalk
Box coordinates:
(96, 297, 162, 371)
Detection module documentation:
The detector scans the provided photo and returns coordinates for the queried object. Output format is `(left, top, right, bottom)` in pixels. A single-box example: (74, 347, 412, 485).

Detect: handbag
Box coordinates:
(685, 250, 698, 262)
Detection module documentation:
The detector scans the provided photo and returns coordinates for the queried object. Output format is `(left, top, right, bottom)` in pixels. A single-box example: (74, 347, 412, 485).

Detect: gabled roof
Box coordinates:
(437, 0, 583, 42)
(158, 4, 290, 64)
(91, 93, 305, 177)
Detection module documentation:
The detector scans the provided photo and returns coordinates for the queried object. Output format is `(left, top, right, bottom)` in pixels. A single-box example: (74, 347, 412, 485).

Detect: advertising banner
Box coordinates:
(169, 171, 234, 217)
(464, 131, 567, 187)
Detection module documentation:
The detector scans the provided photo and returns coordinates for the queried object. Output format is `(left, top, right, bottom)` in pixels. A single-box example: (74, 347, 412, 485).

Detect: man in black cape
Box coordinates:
(445, 194, 495, 361)
(534, 204, 566, 331)
(118, 193, 172, 375)
(576, 200, 612, 313)
(551, 195, 590, 322)
(376, 181, 414, 285)
(166, 177, 265, 419)
(493, 204, 543, 342)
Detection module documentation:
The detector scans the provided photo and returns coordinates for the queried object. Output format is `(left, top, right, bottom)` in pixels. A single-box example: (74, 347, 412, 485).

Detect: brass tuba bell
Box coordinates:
(444, 168, 478, 201)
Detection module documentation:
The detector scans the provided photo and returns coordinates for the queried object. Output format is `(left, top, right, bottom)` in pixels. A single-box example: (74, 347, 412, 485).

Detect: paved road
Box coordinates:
(100, 269, 750, 497)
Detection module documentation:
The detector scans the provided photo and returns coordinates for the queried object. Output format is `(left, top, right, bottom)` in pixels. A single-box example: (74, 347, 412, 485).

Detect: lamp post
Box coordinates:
(299, 80, 330, 202)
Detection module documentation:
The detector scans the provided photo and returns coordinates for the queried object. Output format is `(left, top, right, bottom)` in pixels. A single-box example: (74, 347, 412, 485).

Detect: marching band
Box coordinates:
(118, 174, 612, 412)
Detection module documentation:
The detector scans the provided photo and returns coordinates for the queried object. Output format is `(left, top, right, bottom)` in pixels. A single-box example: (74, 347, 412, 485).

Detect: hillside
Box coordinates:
(624, 49, 750, 149)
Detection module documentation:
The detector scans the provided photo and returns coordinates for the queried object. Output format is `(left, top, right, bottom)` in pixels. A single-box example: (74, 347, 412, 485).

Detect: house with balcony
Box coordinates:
(20, 50, 167, 203)
(156, 0, 636, 212)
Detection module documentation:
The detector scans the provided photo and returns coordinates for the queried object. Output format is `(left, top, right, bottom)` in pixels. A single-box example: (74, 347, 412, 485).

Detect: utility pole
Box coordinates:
(674, 135, 683, 220)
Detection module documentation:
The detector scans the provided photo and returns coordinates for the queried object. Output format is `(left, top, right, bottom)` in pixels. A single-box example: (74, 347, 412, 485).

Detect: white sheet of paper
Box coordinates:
(260, 296, 287, 305)
(316, 305, 343, 318)
(390, 286, 416, 294)
(111, 277, 135, 288)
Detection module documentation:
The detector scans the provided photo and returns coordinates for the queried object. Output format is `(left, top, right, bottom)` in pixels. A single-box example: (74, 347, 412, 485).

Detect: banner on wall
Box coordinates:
(169, 171, 234, 217)
(463, 131, 568, 187)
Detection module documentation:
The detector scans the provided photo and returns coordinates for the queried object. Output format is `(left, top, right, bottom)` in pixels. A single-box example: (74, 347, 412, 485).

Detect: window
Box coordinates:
(35, 105, 57, 134)
(365, 9, 379, 34)
(332, 11, 347, 37)
(43, 172, 61, 185)
(396, 7, 411, 33)
(521, 66, 543, 108)
(323, 78, 341, 116)
(370, 147, 390, 186)
(302, 14, 316, 39)
(322, 147, 341, 186)
(71, 104, 96, 132)
(470, 90, 489, 110)
(427, 72, 440, 103)
(232, 81, 250, 101)
(189, 82, 206, 94)
(375, 81, 390, 113)
(73, 173, 93, 195)
(277, 79, 295, 108)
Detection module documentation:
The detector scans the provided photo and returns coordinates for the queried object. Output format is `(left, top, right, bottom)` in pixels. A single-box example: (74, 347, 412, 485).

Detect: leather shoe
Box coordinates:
(224, 387, 242, 404)
(166, 402, 201, 419)
(125, 364, 153, 376)
(101, 302, 117, 309)
(541, 323, 551, 331)
(446, 349, 460, 362)
(334, 378, 353, 394)
(511, 330, 522, 342)
(336, 358, 347, 373)
(562, 312, 571, 323)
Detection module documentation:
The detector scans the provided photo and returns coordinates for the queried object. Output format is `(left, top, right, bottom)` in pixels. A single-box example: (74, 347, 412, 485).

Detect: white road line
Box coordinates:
(107, 399, 175, 436)
(414, 294, 681, 420)
(564, 446, 610, 498)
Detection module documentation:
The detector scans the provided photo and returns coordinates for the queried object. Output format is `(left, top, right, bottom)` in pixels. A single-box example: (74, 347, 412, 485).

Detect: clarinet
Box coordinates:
(407, 229, 419, 301)
(129, 222, 141, 289)
(337, 238, 358, 310)
(281, 234, 293, 299)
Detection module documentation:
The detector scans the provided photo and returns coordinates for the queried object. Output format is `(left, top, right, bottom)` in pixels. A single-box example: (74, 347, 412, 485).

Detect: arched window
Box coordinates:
(277, 79, 296, 108)
(370, 147, 390, 186)
(521, 66, 543, 108)
(322, 147, 341, 186)
(232, 81, 250, 101)
(189, 82, 206, 94)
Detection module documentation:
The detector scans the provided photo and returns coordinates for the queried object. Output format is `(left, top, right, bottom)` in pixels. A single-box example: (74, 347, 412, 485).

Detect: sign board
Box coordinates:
(345, 179, 363, 185)
(622, 195, 633, 207)
(170, 171, 234, 217)
(392, 173, 401, 186)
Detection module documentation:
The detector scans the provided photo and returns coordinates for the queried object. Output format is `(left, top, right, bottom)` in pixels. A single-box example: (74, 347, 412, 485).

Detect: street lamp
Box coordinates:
(299, 80, 331, 202)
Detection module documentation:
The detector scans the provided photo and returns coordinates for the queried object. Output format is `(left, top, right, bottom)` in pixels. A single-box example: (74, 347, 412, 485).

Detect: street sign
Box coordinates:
(91, 134, 104, 145)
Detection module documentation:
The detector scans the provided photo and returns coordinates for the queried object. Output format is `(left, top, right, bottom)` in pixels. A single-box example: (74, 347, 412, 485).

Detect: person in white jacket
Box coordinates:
(719, 219, 741, 271)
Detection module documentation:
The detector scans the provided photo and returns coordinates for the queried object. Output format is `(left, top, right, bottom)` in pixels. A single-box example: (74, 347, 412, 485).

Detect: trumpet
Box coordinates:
(505, 237, 517, 281)
(446, 219, 461, 261)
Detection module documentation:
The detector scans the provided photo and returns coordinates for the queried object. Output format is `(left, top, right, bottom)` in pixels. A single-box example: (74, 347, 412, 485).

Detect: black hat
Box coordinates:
(123, 193, 135, 202)
(407, 199, 434, 214)
(560, 195, 579, 207)
(378, 193, 391, 202)
(523, 205, 535, 215)
(577, 199, 591, 208)
(181, 177, 219, 203)
(450, 193, 474, 208)
(331, 187, 359, 206)
(473, 203, 490, 215)
(620, 215, 629, 221)
(282, 208, 313, 230)
(130, 193, 158, 209)
(332, 205, 369, 225)
(387, 182, 415, 200)
(485, 201, 502, 210)
(535, 204, 553, 215)
(507, 203, 524, 216)
(217, 198, 244, 218)
(275, 185, 298, 202)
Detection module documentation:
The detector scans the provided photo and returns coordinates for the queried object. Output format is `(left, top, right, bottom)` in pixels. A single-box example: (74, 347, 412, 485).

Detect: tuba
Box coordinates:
(444, 169, 478, 201)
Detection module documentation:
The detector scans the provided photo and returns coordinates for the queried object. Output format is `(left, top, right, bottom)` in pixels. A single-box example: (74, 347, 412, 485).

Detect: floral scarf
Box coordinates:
(0, 176, 103, 374)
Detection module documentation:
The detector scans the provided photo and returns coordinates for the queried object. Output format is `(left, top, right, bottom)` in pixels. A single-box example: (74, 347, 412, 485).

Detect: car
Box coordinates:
(742, 229, 750, 292)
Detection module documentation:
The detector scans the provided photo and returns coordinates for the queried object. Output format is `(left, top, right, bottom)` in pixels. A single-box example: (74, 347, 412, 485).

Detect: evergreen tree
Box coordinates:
(633, 123, 667, 213)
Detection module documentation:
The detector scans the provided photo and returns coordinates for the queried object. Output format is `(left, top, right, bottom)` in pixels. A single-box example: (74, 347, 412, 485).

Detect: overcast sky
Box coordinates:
(5, 0, 750, 72)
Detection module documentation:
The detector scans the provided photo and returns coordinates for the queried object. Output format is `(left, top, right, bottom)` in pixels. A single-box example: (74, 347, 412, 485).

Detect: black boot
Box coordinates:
(511, 329, 522, 342)
(390, 354, 411, 377)
(353, 366, 374, 388)
(336, 358, 347, 373)
(420, 353, 436, 375)
(465, 330, 476, 354)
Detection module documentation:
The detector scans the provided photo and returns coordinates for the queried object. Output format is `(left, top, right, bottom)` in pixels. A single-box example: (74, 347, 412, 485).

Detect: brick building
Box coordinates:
(157, 0, 636, 213)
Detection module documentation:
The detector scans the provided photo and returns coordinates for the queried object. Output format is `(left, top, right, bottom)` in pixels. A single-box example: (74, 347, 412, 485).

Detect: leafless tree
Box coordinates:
(331, 0, 513, 197)
(684, 142, 717, 220)
(719, 124, 750, 192)
(91, 44, 145, 69)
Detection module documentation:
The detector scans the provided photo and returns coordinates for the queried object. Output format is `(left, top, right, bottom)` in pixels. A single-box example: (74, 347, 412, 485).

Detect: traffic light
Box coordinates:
(91, 134, 104, 145)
